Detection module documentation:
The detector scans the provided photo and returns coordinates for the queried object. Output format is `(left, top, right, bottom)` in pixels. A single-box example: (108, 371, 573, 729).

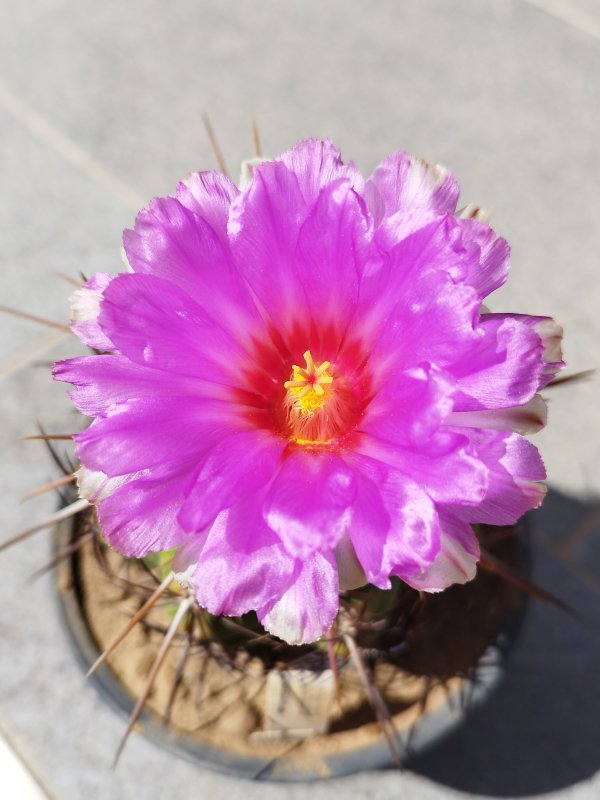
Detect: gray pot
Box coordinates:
(54, 515, 530, 782)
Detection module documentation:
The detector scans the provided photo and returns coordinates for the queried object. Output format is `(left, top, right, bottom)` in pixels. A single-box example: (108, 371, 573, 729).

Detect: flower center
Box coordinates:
(283, 350, 337, 444)
(284, 350, 333, 414)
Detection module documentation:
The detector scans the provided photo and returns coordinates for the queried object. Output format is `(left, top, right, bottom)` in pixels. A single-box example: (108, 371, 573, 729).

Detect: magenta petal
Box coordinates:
(192, 497, 295, 617)
(367, 274, 480, 375)
(357, 430, 488, 507)
(53, 355, 229, 417)
(74, 396, 245, 476)
(452, 314, 548, 410)
(294, 179, 370, 344)
(379, 475, 441, 580)
(259, 551, 339, 644)
(344, 453, 441, 586)
(264, 451, 357, 559)
(277, 138, 364, 204)
(175, 170, 239, 245)
(451, 429, 546, 525)
(360, 363, 455, 447)
(357, 217, 467, 321)
(526, 316, 564, 388)
(123, 195, 225, 288)
(403, 511, 479, 591)
(356, 217, 481, 371)
(123, 195, 262, 338)
(229, 160, 309, 338)
(344, 465, 391, 588)
(96, 464, 193, 557)
(457, 216, 510, 298)
(365, 150, 459, 244)
(178, 430, 285, 532)
(99, 273, 248, 382)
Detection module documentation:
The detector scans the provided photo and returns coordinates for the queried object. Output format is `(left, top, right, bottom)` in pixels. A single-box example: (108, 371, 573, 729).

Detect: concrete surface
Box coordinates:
(0, 1, 599, 798)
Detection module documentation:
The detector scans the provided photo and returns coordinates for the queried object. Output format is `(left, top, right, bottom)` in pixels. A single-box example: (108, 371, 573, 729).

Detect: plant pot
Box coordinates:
(54, 508, 530, 782)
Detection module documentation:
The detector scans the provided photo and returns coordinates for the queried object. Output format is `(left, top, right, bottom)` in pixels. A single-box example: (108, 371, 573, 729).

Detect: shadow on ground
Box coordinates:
(408, 488, 600, 796)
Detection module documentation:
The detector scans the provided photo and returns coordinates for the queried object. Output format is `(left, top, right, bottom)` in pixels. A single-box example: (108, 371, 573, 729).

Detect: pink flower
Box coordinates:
(53, 140, 563, 644)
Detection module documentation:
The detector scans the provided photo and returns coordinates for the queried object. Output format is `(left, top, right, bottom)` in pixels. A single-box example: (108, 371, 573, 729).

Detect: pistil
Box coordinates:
(284, 350, 334, 416)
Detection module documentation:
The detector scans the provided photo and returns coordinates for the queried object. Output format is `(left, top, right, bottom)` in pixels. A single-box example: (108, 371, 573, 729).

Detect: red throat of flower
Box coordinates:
(283, 350, 354, 445)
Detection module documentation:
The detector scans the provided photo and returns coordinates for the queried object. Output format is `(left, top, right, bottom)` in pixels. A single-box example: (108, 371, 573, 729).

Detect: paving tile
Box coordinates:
(526, 0, 600, 39)
(0, 731, 50, 800)
(0, 1, 599, 798)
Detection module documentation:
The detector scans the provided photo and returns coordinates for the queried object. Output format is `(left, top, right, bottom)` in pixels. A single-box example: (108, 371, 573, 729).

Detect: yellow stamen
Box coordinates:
(284, 350, 334, 416)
